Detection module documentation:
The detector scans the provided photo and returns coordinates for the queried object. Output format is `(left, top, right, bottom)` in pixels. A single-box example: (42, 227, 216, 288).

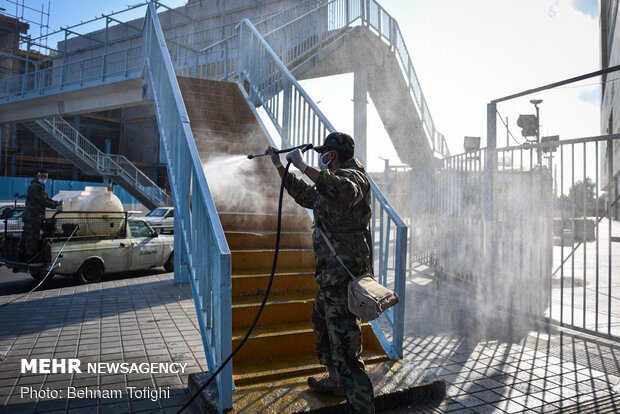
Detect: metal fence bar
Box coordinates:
(608, 138, 613, 336)
(433, 135, 620, 340)
(595, 142, 600, 333)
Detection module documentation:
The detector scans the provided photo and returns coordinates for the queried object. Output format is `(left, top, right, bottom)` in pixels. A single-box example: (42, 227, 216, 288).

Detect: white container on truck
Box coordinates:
(0, 188, 174, 283)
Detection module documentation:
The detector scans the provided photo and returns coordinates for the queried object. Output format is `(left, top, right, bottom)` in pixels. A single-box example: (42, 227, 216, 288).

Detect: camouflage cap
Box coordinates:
(314, 132, 355, 158)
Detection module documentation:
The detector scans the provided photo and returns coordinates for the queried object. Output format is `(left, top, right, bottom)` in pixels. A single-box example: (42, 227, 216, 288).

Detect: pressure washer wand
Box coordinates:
(247, 143, 313, 159)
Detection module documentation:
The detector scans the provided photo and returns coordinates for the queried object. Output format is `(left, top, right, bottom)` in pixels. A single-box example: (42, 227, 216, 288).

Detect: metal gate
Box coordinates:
(419, 137, 620, 339)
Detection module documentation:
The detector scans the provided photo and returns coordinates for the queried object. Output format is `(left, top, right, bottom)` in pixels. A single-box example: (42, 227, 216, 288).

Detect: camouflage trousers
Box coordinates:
(19, 220, 42, 258)
(311, 285, 375, 414)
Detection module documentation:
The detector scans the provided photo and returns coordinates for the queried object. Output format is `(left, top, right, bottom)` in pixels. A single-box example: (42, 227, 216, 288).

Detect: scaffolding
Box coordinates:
(0, 0, 51, 52)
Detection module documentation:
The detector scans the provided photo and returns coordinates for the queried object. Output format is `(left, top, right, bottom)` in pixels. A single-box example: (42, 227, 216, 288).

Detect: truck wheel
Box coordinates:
(31, 271, 50, 283)
(164, 252, 174, 272)
(76, 259, 104, 284)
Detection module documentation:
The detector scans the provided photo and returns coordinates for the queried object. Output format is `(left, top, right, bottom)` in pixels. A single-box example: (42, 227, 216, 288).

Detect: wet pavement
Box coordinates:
(0, 269, 619, 413)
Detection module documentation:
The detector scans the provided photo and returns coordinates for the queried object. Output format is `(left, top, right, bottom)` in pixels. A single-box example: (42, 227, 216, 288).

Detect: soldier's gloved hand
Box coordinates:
(56, 201, 63, 212)
(286, 149, 308, 174)
(265, 146, 282, 168)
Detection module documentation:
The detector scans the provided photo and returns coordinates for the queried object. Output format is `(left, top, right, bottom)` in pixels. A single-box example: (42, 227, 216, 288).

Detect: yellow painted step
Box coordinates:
(231, 271, 316, 297)
(231, 249, 314, 274)
(178, 76, 241, 93)
(220, 212, 311, 232)
(226, 231, 312, 250)
(231, 322, 383, 363)
(232, 348, 389, 386)
(189, 118, 254, 133)
(214, 197, 303, 215)
(232, 292, 314, 328)
(186, 106, 255, 123)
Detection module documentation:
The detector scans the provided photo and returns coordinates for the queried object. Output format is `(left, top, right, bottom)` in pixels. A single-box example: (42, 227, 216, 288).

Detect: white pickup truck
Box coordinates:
(0, 212, 174, 284)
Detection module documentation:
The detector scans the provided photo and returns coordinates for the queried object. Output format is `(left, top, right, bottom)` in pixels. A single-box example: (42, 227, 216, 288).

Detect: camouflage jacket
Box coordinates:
(23, 179, 57, 222)
(284, 158, 372, 287)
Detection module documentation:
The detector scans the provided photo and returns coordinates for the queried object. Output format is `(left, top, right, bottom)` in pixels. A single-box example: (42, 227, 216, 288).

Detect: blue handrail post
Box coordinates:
(393, 225, 407, 357)
(174, 213, 188, 283)
(282, 78, 291, 142)
(143, 4, 233, 411)
(215, 248, 233, 410)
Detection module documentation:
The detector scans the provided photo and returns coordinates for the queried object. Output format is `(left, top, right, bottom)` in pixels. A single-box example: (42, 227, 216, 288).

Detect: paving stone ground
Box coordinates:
(0, 274, 206, 414)
(0, 271, 619, 413)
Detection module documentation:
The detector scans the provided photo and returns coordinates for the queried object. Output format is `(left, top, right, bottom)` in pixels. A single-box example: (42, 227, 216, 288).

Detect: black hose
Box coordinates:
(0, 224, 79, 309)
(177, 161, 292, 413)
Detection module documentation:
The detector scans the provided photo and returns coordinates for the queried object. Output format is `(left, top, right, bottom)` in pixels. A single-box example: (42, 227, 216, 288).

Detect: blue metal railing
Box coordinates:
(363, 0, 449, 157)
(259, 0, 449, 158)
(235, 18, 407, 358)
(33, 117, 171, 208)
(0, 46, 143, 102)
(143, 3, 232, 411)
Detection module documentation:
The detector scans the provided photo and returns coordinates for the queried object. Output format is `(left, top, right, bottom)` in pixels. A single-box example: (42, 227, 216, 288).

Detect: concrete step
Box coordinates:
(220, 212, 312, 232)
(189, 118, 256, 134)
(196, 140, 267, 156)
(226, 230, 312, 250)
(232, 292, 314, 328)
(231, 271, 316, 297)
(178, 76, 240, 92)
(191, 128, 254, 143)
(231, 321, 382, 364)
(189, 359, 446, 413)
(231, 248, 315, 274)
(178, 77, 241, 95)
(214, 198, 302, 215)
(187, 106, 255, 124)
(212, 188, 307, 213)
(197, 152, 275, 172)
(182, 89, 246, 107)
(201, 166, 300, 192)
(231, 348, 389, 387)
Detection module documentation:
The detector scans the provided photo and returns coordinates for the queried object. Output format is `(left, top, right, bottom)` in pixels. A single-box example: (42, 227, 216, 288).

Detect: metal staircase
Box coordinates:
(143, 2, 409, 411)
(22, 117, 171, 209)
(176, 0, 450, 162)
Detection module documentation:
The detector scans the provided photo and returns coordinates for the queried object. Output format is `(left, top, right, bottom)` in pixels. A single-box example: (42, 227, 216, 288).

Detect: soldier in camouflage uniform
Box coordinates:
(19, 170, 59, 260)
(266, 132, 374, 414)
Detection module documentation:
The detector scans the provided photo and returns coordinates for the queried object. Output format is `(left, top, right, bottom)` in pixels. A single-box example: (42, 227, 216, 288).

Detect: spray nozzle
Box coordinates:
(247, 143, 313, 159)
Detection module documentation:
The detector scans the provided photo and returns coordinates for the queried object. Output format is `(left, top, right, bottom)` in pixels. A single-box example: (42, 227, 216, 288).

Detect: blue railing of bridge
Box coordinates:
(143, 3, 233, 411)
(174, 0, 449, 158)
(256, 0, 448, 157)
(0, 46, 143, 103)
(237, 17, 407, 358)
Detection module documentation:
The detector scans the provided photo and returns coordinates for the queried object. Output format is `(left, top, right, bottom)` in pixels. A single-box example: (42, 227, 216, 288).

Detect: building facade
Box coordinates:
(601, 0, 620, 219)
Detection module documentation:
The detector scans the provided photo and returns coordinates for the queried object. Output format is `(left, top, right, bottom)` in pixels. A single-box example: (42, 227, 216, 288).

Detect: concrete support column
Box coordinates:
(353, 70, 368, 165)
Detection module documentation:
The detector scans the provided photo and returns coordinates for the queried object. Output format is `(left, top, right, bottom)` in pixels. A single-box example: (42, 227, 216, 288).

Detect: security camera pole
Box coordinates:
(530, 99, 543, 166)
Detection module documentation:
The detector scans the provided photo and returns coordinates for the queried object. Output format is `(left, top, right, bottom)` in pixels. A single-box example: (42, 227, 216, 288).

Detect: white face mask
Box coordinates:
(318, 151, 332, 170)
(38, 178, 47, 184)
